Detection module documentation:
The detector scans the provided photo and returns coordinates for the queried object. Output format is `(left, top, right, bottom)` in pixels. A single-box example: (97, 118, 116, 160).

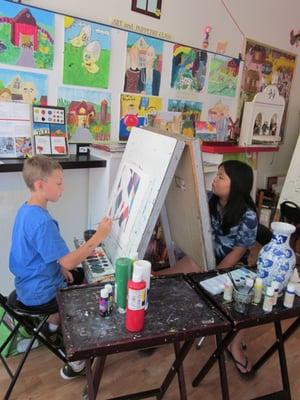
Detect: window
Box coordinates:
(131, 0, 162, 19)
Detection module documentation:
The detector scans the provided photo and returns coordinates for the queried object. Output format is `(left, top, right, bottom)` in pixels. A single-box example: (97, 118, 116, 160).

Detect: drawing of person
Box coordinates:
(124, 46, 141, 93)
(82, 41, 101, 74)
(138, 46, 161, 96)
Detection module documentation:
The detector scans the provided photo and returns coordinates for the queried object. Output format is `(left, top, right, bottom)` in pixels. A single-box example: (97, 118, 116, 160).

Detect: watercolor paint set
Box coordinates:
(84, 245, 115, 283)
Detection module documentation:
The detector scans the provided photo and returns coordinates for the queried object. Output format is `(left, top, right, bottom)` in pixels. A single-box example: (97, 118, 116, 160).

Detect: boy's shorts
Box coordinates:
(16, 268, 85, 314)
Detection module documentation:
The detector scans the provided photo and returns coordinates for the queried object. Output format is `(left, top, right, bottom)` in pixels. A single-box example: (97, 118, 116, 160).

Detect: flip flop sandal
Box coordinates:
(226, 348, 256, 380)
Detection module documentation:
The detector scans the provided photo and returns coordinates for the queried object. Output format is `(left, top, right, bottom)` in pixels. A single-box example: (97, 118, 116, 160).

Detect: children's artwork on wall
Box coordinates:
(108, 163, 149, 247)
(147, 111, 182, 134)
(170, 45, 207, 92)
(119, 93, 162, 141)
(206, 98, 235, 142)
(290, 30, 300, 47)
(241, 39, 296, 141)
(0, 68, 47, 104)
(167, 99, 202, 137)
(57, 86, 111, 142)
(195, 121, 217, 141)
(207, 55, 240, 97)
(0, 0, 54, 69)
(63, 16, 111, 89)
(124, 32, 163, 96)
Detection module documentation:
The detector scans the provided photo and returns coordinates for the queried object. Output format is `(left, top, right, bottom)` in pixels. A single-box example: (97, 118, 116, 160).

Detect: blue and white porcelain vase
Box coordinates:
(257, 222, 296, 294)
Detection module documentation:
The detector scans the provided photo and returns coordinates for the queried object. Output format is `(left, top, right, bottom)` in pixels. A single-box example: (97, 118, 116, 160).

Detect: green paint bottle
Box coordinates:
(115, 257, 132, 313)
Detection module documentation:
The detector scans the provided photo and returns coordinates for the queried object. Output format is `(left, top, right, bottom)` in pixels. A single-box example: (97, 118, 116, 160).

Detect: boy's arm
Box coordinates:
(58, 217, 112, 270)
(217, 246, 247, 269)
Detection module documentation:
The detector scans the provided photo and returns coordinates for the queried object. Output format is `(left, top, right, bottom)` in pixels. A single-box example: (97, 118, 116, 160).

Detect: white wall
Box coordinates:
(0, 169, 90, 294)
(24, 0, 300, 187)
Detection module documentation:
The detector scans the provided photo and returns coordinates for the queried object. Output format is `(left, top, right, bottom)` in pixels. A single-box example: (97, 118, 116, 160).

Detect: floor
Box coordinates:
(1, 319, 300, 399)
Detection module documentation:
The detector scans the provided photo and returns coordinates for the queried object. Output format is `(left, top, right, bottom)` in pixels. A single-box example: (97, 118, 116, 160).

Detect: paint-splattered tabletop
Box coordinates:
(57, 274, 230, 360)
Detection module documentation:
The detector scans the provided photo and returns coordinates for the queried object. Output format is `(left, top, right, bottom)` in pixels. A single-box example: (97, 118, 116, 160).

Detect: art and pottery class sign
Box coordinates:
(111, 18, 173, 41)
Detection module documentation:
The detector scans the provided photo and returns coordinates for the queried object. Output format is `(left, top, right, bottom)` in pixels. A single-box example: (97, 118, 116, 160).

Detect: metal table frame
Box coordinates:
(188, 271, 300, 400)
(57, 275, 231, 400)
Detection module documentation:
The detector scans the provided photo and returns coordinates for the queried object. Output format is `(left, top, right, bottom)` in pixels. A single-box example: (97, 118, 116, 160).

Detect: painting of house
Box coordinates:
(0, 1, 54, 69)
(68, 101, 96, 128)
(57, 86, 111, 143)
(0, 68, 48, 104)
(11, 8, 38, 50)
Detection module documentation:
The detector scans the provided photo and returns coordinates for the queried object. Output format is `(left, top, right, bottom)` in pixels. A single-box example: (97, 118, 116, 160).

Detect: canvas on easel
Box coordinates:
(103, 127, 185, 263)
(101, 126, 215, 271)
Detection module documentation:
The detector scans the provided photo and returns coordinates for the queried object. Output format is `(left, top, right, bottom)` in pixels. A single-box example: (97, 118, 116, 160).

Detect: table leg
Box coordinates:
(192, 330, 236, 387)
(85, 356, 107, 400)
(274, 321, 291, 400)
(253, 317, 300, 372)
(174, 340, 187, 400)
(216, 332, 230, 400)
(157, 339, 194, 400)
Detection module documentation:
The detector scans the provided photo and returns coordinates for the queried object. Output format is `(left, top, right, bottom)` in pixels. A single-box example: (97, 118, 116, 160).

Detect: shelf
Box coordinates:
(201, 144, 279, 154)
(0, 155, 106, 173)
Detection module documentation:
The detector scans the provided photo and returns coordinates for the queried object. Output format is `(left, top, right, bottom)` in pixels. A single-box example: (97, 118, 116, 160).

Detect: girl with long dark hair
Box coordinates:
(210, 160, 257, 377)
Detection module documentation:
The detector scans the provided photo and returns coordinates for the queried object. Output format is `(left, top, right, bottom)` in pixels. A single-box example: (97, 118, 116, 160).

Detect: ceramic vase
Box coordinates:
(257, 222, 296, 294)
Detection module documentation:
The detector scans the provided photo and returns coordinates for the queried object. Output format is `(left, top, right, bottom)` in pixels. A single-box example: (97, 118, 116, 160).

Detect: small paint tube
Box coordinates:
(271, 281, 280, 306)
(104, 283, 113, 313)
(99, 288, 109, 317)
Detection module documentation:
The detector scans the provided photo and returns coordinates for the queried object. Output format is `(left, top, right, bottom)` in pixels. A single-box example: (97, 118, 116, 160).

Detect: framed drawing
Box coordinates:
(131, 0, 162, 19)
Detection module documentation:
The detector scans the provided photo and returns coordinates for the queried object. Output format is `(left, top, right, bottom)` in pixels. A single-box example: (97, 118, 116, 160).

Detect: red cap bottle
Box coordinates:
(125, 271, 146, 332)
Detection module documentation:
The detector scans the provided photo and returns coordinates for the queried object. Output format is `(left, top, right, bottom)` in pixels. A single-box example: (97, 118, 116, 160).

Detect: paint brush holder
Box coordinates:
(233, 286, 253, 314)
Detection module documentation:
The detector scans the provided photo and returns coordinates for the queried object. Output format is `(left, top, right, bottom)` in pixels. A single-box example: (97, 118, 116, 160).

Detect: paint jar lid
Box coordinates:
(271, 281, 280, 290)
(266, 286, 274, 296)
(286, 283, 295, 293)
(132, 271, 143, 283)
(254, 277, 262, 286)
(100, 288, 108, 298)
(104, 284, 113, 294)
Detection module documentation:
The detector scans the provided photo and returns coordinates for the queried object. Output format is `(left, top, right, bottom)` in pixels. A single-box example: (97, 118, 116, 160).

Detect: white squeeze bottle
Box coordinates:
(262, 286, 274, 312)
(253, 277, 263, 304)
(283, 283, 295, 309)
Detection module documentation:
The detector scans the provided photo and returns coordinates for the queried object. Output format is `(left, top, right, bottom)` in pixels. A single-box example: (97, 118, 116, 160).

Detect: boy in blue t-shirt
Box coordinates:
(9, 155, 112, 379)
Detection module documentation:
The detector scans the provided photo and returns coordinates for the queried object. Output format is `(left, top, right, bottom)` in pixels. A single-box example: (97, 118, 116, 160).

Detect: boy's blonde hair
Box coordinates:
(22, 155, 62, 191)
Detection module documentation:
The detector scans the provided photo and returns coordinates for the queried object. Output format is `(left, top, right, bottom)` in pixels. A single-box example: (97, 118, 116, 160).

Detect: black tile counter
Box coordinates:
(0, 155, 106, 173)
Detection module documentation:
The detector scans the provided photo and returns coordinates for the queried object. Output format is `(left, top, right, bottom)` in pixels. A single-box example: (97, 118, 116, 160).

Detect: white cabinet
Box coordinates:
(239, 85, 285, 146)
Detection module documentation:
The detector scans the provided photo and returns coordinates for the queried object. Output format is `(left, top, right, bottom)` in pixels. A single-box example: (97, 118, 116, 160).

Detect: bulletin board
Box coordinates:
(0, 0, 245, 149)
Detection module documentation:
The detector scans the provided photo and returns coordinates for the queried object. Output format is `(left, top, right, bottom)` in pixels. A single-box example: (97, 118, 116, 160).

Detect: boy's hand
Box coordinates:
(97, 217, 112, 237)
(61, 267, 74, 283)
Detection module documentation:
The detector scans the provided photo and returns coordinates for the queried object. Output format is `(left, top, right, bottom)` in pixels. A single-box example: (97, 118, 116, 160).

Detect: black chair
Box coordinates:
(256, 223, 272, 246)
(0, 291, 68, 400)
(280, 201, 300, 225)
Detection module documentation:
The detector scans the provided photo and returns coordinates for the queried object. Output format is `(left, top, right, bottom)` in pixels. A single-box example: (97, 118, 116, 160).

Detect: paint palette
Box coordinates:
(85, 245, 115, 283)
(33, 106, 65, 124)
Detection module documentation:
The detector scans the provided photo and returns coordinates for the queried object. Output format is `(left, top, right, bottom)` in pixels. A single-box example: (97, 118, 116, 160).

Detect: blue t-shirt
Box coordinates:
(9, 203, 69, 306)
(211, 207, 257, 265)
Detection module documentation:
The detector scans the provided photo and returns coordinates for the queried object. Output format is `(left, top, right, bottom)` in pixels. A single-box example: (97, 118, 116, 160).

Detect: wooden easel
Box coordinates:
(101, 127, 215, 272)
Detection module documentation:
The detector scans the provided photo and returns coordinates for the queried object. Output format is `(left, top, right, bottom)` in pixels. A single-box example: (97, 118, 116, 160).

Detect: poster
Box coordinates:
(63, 16, 111, 88)
(0, 0, 54, 69)
(119, 93, 162, 141)
(124, 32, 163, 96)
(0, 68, 48, 104)
(207, 55, 240, 97)
(205, 98, 235, 141)
(108, 163, 149, 247)
(170, 44, 207, 92)
(57, 86, 111, 142)
(241, 39, 296, 140)
(168, 99, 202, 137)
